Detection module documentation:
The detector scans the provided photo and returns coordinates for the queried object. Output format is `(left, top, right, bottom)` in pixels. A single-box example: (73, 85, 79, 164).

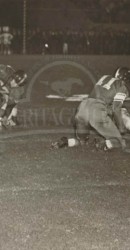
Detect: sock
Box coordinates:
(68, 138, 79, 147)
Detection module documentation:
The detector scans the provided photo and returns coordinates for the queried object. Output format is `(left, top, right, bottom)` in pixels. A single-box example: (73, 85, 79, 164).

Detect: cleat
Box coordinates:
(50, 137, 68, 149)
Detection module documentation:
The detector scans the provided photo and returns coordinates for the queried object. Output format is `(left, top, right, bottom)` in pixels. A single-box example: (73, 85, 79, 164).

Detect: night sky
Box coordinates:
(0, 0, 130, 29)
(0, 0, 23, 27)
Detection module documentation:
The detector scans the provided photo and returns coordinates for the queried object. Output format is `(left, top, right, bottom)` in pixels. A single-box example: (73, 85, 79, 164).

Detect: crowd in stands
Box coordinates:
(0, 27, 130, 55)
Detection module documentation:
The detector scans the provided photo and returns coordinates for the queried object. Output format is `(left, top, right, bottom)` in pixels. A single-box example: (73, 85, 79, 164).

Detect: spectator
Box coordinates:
(63, 41, 68, 55)
(1, 26, 13, 55)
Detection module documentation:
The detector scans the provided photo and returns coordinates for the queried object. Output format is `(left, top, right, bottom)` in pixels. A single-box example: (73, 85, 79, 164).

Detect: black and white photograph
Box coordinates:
(0, 0, 130, 249)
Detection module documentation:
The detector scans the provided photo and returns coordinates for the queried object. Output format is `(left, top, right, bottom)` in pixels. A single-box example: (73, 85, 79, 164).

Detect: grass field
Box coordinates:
(0, 56, 130, 250)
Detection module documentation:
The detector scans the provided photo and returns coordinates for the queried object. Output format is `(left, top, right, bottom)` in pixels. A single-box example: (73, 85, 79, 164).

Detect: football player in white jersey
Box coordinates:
(0, 64, 27, 129)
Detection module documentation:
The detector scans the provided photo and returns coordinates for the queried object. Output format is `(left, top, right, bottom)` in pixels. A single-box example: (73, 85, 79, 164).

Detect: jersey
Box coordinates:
(0, 64, 14, 114)
(89, 75, 129, 107)
(89, 75, 129, 131)
(0, 64, 15, 84)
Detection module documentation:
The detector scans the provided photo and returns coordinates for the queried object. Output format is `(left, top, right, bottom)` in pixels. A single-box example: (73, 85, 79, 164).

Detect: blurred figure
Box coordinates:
(63, 42, 68, 55)
(1, 26, 13, 55)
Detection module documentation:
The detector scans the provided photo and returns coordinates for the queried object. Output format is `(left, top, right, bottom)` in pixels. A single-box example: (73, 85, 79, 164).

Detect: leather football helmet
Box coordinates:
(13, 70, 27, 86)
(115, 67, 130, 83)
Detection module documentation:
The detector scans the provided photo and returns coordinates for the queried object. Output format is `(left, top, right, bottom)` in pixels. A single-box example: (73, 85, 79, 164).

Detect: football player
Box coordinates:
(51, 67, 130, 152)
(0, 65, 27, 129)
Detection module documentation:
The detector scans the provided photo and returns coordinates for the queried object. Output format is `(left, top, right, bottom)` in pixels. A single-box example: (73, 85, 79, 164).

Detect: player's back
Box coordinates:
(89, 75, 127, 105)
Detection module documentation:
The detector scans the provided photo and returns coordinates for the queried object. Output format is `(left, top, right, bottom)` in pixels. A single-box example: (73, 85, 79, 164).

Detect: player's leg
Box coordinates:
(65, 107, 90, 147)
(74, 118, 89, 144)
(0, 98, 6, 130)
(74, 98, 91, 142)
(4, 103, 19, 126)
(89, 102, 125, 149)
(51, 105, 90, 149)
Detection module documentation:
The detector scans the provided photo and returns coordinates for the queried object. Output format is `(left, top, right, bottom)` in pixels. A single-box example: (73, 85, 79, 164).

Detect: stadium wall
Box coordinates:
(1, 55, 130, 129)
(1, 55, 130, 77)
(2, 54, 130, 103)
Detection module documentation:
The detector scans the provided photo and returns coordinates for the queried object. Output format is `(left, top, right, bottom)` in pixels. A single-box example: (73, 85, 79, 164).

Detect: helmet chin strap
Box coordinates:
(17, 73, 27, 86)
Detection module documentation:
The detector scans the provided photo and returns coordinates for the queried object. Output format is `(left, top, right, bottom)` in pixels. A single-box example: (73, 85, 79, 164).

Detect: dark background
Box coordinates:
(0, 0, 130, 54)
(0, 0, 130, 29)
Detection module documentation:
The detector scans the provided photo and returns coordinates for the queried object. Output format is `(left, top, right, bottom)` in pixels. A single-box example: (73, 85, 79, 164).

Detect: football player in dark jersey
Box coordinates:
(0, 65, 27, 129)
(51, 67, 130, 152)
(74, 67, 130, 151)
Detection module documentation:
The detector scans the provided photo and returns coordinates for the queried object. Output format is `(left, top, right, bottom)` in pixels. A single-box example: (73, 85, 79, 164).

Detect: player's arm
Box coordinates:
(112, 92, 128, 133)
(0, 93, 9, 118)
(122, 97, 130, 112)
(0, 84, 9, 118)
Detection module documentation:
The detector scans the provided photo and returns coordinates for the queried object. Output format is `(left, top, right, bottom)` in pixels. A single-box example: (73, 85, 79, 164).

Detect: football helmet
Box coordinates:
(13, 70, 27, 86)
(115, 67, 130, 83)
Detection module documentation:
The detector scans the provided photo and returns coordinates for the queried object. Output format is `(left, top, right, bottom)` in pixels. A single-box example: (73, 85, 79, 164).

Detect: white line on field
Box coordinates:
(0, 182, 130, 194)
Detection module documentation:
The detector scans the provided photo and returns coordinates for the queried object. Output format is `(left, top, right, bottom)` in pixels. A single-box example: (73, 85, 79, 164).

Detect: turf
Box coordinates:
(0, 102, 130, 250)
(0, 55, 130, 250)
